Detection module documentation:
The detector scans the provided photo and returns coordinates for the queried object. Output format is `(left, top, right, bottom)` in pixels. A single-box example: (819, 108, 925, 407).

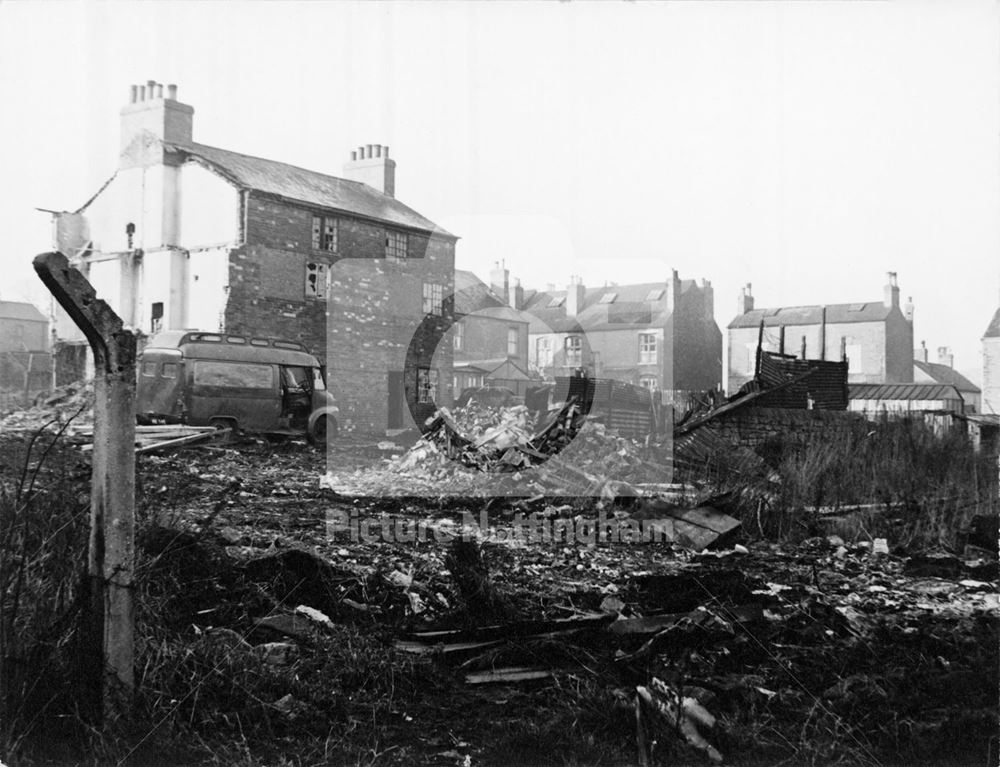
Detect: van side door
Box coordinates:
(188, 359, 280, 430)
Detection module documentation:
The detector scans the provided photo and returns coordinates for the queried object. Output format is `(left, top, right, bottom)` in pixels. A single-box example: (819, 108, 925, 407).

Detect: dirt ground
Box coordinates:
(3, 432, 998, 766)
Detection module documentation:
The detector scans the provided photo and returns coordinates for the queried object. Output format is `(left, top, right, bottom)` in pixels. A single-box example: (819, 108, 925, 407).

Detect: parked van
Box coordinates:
(136, 331, 338, 444)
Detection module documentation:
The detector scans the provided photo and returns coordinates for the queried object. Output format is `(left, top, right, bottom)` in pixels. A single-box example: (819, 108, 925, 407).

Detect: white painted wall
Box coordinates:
(178, 164, 240, 248)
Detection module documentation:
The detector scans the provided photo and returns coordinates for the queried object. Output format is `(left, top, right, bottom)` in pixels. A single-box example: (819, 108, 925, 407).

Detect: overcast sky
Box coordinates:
(1, 1, 997, 384)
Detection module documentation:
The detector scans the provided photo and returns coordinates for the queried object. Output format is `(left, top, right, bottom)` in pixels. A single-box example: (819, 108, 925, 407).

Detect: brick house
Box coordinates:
(983, 305, 1000, 415)
(727, 273, 914, 393)
(912, 342, 981, 413)
(0, 301, 52, 402)
(519, 270, 722, 396)
(48, 81, 457, 433)
(443, 267, 533, 395)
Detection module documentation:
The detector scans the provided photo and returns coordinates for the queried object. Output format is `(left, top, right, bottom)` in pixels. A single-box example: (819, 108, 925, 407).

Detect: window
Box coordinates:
(150, 302, 164, 334)
(599, 292, 617, 304)
(193, 361, 274, 390)
(311, 215, 338, 252)
(386, 230, 408, 261)
(639, 375, 658, 391)
(417, 367, 438, 404)
(507, 327, 518, 356)
(141, 361, 158, 377)
(638, 333, 657, 364)
(423, 282, 443, 315)
(453, 322, 464, 351)
(162, 363, 178, 379)
(645, 289, 664, 301)
(564, 336, 582, 366)
(548, 296, 565, 308)
(305, 262, 328, 299)
(536, 337, 553, 367)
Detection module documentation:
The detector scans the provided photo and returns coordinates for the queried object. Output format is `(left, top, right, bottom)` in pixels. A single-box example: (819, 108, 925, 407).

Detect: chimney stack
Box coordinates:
(904, 295, 914, 323)
(489, 261, 510, 303)
(937, 346, 954, 368)
(883, 271, 900, 309)
(120, 80, 193, 167)
(737, 282, 754, 315)
(343, 143, 396, 197)
(566, 275, 585, 317)
(509, 277, 524, 311)
(915, 340, 929, 363)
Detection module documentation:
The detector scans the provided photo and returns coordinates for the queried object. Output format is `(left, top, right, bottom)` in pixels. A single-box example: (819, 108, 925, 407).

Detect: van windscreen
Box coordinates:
(193, 361, 273, 389)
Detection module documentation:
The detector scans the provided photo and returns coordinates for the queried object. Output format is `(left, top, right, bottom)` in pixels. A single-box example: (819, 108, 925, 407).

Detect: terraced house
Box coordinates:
(48, 81, 457, 433)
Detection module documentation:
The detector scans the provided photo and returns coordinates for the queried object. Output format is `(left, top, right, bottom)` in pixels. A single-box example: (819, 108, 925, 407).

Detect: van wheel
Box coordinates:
(210, 418, 238, 442)
(309, 415, 338, 446)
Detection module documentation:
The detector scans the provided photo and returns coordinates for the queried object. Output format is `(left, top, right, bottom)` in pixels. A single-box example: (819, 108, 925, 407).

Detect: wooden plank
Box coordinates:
(464, 667, 556, 685)
(134, 428, 228, 454)
(394, 639, 502, 655)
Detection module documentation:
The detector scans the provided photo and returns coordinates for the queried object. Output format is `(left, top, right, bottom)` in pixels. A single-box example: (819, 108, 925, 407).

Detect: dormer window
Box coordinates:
(599, 292, 617, 304)
(548, 296, 565, 308)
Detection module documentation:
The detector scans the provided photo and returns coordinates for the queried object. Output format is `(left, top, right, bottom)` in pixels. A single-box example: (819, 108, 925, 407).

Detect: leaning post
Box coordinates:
(33, 252, 136, 720)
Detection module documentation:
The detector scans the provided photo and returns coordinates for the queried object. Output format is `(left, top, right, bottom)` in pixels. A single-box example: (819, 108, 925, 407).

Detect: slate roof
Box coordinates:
(849, 383, 963, 401)
(521, 281, 690, 333)
(729, 302, 894, 329)
(164, 141, 454, 237)
(913, 360, 980, 393)
(454, 269, 505, 314)
(0, 301, 46, 323)
(984, 307, 1000, 339)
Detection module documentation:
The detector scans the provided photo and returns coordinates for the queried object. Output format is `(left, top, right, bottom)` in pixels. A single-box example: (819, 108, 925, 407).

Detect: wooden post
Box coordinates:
(778, 326, 785, 355)
(33, 252, 136, 720)
(800, 335, 807, 360)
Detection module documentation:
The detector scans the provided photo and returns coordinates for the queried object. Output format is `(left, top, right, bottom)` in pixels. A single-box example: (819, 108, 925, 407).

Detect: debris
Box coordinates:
(465, 667, 557, 685)
(252, 641, 297, 666)
(636, 678, 723, 763)
(294, 605, 335, 630)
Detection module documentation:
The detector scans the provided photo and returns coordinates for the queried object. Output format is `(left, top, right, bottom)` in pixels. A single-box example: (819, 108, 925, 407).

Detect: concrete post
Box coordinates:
(33, 252, 136, 720)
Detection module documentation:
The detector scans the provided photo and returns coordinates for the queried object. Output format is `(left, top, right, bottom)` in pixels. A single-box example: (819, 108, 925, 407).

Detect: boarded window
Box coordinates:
(193, 361, 273, 390)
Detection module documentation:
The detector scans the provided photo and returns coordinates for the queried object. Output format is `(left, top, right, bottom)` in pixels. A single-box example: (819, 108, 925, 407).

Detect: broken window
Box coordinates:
(386, 230, 408, 261)
(507, 326, 519, 356)
(305, 262, 328, 299)
(311, 215, 338, 252)
(423, 282, 443, 315)
(639, 333, 656, 364)
(639, 375, 658, 390)
(564, 335, 582, 366)
(417, 367, 438, 404)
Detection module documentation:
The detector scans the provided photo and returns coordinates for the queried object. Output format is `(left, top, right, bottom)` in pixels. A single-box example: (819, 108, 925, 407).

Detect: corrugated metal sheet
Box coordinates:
(849, 383, 962, 401)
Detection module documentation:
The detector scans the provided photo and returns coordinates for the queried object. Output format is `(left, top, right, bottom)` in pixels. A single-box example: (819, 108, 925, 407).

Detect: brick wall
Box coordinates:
(712, 406, 862, 450)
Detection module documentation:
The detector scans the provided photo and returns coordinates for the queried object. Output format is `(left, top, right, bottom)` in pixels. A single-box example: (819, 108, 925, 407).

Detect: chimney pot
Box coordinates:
(147, 79, 156, 96)
(351, 150, 357, 161)
(130, 84, 138, 103)
(366, 144, 373, 158)
(167, 83, 177, 99)
(156, 83, 163, 98)
(375, 145, 382, 158)
(383, 145, 389, 158)
(139, 85, 146, 101)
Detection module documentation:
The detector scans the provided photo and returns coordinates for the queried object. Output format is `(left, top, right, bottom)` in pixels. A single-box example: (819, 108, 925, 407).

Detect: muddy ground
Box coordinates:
(3, 433, 998, 766)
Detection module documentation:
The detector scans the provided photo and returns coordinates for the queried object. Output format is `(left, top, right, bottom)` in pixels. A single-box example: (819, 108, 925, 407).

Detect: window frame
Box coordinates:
(311, 214, 339, 253)
(386, 230, 408, 261)
(416, 367, 438, 404)
(305, 261, 328, 300)
(422, 282, 443, 316)
(507, 326, 519, 357)
(564, 335, 582, 366)
(638, 332, 657, 364)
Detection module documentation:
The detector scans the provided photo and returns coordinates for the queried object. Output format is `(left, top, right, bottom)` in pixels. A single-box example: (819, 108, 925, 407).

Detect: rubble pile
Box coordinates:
(0, 381, 94, 432)
(324, 399, 676, 498)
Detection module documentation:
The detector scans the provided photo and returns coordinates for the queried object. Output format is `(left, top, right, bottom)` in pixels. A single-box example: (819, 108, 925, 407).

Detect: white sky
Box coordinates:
(1, 1, 997, 384)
